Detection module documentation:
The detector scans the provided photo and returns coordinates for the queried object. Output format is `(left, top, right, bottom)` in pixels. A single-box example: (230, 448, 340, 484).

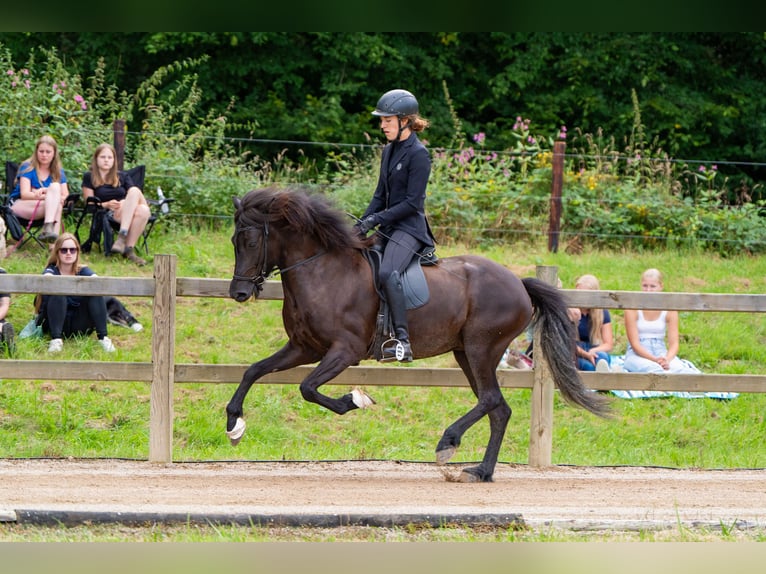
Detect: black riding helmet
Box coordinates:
(371, 89, 419, 117)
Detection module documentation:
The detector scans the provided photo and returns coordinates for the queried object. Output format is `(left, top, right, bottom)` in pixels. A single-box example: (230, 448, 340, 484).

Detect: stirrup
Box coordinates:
(381, 337, 412, 363)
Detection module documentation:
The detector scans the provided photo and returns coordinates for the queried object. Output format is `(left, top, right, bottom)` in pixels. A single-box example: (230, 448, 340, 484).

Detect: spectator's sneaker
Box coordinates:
(596, 358, 610, 373)
(98, 337, 116, 353)
(48, 338, 64, 353)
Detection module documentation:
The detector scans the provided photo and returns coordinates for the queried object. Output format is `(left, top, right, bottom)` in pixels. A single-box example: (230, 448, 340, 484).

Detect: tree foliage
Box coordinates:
(1, 32, 765, 183)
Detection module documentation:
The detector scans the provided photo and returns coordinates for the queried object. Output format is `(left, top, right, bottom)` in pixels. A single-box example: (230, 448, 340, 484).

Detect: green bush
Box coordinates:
(2, 44, 764, 252)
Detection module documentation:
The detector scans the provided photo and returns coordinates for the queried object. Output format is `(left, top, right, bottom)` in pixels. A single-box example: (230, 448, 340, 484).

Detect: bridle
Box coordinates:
(231, 221, 271, 293)
(231, 219, 326, 293)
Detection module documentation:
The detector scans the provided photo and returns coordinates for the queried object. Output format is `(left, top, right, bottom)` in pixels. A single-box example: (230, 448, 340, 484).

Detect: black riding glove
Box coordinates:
(355, 214, 379, 236)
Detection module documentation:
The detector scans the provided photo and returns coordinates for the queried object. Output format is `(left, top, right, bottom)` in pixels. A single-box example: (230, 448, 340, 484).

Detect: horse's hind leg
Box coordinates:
(435, 350, 511, 483)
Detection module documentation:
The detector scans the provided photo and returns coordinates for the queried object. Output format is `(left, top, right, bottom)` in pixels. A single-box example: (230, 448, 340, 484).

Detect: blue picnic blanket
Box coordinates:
(608, 355, 739, 400)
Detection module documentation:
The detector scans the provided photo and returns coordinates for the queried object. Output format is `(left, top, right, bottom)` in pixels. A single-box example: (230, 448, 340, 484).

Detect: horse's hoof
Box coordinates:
(435, 446, 456, 466)
(460, 466, 494, 483)
(226, 417, 246, 445)
(351, 387, 375, 409)
(458, 470, 482, 483)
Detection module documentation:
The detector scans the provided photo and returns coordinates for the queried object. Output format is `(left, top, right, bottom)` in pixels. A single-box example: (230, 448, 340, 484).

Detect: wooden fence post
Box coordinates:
(528, 265, 559, 467)
(547, 140, 565, 253)
(149, 254, 176, 463)
(113, 119, 126, 172)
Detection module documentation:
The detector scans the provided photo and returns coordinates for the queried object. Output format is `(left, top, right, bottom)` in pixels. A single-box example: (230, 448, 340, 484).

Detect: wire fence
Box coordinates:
(4, 125, 765, 248)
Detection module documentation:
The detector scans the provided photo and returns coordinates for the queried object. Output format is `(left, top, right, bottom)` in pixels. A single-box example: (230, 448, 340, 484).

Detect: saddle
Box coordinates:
(364, 246, 438, 362)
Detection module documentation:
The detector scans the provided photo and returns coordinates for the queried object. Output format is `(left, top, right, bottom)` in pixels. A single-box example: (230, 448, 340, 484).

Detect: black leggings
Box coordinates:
(379, 230, 424, 285)
(42, 295, 109, 340)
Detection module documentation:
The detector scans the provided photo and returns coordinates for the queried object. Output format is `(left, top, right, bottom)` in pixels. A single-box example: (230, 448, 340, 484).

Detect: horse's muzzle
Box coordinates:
(229, 280, 256, 302)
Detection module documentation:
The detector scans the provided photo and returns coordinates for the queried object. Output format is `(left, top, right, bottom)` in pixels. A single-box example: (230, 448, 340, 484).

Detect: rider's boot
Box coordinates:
(382, 271, 413, 362)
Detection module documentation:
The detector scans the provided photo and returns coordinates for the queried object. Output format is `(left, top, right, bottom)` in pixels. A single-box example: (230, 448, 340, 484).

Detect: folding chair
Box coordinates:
(74, 165, 174, 255)
(1, 160, 81, 252)
(1, 160, 45, 249)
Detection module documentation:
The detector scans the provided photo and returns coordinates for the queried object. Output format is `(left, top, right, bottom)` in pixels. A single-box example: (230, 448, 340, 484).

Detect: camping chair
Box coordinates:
(1, 160, 80, 251)
(74, 165, 174, 255)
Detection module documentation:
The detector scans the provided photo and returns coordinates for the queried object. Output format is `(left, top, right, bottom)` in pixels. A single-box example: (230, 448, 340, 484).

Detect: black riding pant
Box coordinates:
(42, 295, 109, 340)
(379, 230, 423, 285)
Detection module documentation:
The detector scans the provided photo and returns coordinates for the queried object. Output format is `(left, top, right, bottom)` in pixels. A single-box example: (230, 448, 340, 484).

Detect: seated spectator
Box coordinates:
(81, 143, 150, 265)
(623, 268, 700, 374)
(37, 233, 116, 354)
(0, 267, 14, 356)
(9, 135, 70, 242)
(570, 274, 613, 372)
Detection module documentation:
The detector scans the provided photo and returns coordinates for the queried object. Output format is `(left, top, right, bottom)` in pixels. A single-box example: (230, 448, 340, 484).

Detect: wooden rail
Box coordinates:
(1, 257, 765, 465)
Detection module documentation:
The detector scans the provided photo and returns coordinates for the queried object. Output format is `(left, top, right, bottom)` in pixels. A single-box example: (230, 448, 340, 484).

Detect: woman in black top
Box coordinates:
(81, 143, 150, 265)
(39, 233, 115, 354)
(355, 89, 436, 362)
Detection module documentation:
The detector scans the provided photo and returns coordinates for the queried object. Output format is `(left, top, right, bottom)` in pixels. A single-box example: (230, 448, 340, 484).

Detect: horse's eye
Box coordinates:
(248, 240, 259, 248)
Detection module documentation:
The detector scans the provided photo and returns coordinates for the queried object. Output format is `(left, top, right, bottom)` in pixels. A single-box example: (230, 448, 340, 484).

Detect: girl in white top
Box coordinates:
(623, 268, 700, 374)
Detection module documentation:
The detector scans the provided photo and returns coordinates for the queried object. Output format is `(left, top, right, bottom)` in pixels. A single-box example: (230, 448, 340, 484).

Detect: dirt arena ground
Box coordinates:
(1, 458, 765, 531)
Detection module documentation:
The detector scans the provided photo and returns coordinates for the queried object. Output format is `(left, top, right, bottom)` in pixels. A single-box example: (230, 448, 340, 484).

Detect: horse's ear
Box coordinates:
(232, 196, 242, 210)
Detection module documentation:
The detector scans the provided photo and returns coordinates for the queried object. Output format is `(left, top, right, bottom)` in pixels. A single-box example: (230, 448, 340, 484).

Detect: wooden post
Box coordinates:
(528, 265, 559, 467)
(547, 140, 565, 253)
(113, 119, 126, 171)
(149, 254, 176, 463)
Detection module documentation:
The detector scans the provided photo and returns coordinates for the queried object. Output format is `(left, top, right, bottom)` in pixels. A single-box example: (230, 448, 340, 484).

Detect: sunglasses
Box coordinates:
(59, 247, 78, 254)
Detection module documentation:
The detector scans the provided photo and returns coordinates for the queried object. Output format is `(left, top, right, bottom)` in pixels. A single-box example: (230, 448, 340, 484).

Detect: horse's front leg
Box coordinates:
(226, 342, 318, 445)
(299, 347, 374, 415)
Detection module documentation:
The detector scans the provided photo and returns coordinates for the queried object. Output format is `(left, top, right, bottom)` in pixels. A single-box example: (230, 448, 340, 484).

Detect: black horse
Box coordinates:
(227, 187, 610, 482)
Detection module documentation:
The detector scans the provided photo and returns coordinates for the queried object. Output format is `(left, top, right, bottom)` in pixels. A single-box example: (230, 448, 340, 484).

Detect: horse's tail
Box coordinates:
(522, 277, 612, 418)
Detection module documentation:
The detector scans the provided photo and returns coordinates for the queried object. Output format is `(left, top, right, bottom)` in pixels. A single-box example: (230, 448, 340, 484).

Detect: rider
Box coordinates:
(354, 89, 436, 362)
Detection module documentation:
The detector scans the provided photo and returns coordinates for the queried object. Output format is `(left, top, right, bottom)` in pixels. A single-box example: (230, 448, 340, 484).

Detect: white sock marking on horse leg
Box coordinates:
(351, 387, 375, 409)
(226, 417, 246, 442)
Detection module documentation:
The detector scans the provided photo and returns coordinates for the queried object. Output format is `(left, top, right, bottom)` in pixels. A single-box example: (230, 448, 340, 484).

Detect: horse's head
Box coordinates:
(229, 187, 368, 302)
(229, 194, 274, 302)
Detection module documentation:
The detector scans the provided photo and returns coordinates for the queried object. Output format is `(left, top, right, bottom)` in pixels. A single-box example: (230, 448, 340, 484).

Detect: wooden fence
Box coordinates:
(1, 257, 765, 466)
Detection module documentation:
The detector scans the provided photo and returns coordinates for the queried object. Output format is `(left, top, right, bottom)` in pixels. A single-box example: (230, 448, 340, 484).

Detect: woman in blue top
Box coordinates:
(38, 232, 115, 354)
(10, 135, 70, 242)
(570, 274, 614, 372)
(354, 89, 436, 362)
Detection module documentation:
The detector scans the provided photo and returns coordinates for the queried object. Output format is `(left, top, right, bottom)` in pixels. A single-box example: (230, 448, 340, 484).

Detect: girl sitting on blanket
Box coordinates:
(622, 268, 700, 374)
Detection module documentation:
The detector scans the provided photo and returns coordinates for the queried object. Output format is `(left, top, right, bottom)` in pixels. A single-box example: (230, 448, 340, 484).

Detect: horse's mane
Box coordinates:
(238, 186, 371, 252)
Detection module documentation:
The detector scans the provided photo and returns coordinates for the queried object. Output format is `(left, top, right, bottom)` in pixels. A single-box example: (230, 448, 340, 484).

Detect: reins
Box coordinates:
(276, 250, 326, 276)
